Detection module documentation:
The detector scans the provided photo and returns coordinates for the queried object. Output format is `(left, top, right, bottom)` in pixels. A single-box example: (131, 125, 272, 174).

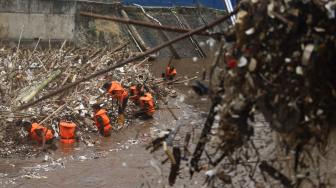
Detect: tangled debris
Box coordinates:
(147, 0, 336, 187)
(0, 41, 166, 158)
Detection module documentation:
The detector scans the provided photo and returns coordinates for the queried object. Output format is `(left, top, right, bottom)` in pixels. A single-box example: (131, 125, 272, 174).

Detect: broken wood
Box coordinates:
(172, 11, 206, 58)
(16, 69, 62, 103)
(120, 9, 148, 52)
(80, 12, 220, 37)
(166, 106, 178, 120)
(259, 161, 293, 188)
(163, 141, 176, 164)
(39, 104, 66, 125)
(168, 147, 181, 186)
(135, 4, 180, 59)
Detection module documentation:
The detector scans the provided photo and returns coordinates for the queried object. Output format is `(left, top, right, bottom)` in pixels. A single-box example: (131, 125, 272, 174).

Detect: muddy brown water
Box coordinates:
(150, 56, 215, 111)
(0, 57, 211, 187)
(2, 123, 154, 187)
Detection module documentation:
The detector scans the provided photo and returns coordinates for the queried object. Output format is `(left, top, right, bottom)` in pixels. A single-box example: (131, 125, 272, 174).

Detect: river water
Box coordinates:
(0, 57, 213, 187)
(0, 95, 207, 187)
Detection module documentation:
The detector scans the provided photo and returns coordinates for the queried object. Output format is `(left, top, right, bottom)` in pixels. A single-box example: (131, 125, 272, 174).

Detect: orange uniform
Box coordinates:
(30, 123, 54, 144)
(59, 121, 76, 144)
(139, 93, 155, 117)
(94, 109, 113, 136)
(165, 67, 177, 78)
(108, 81, 128, 103)
(108, 81, 129, 114)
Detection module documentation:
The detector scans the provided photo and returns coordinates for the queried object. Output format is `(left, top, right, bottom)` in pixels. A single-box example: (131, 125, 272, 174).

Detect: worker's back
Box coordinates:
(140, 93, 155, 116)
(30, 123, 54, 143)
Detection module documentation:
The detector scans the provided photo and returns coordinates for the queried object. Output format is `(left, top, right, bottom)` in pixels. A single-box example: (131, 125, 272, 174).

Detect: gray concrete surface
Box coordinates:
(0, 13, 75, 40)
(0, 0, 227, 57)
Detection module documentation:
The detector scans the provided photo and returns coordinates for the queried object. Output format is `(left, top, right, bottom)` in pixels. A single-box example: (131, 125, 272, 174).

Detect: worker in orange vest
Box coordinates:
(103, 81, 128, 125)
(59, 120, 77, 144)
(129, 84, 144, 105)
(162, 66, 177, 80)
(22, 121, 55, 150)
(92, 104, 113, 137)
(135, 92, 155, 119)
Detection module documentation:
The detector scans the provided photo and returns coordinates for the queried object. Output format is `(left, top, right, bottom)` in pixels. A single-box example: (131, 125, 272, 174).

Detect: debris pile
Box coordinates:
(195, 0, 335, 187)
(147, 0, 336, 187)
(0, 42, 163, 158)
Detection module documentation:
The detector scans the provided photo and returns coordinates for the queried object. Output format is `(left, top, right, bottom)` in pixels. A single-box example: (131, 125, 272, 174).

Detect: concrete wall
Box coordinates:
(0, 0, 77, 40)
(0, 13, 75, 40)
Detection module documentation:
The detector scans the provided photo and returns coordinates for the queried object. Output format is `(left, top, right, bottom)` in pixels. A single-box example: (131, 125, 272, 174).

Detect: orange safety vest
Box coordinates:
(94, 109, 112, 136)
(139, 93, 155, 116)
(166, 67, 177, 77)
(30, 123, 54, 143)
(59, 121, 76, 144)
(108, 81, 128, 103)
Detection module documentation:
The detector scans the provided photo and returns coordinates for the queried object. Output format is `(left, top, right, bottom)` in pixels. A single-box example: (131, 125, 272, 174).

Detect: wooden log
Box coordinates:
(80, 12, 217, 37)
(134, 4, 180, 59)
(120, 9, 148, 52)
(39, 104, 66, 125)
(16, 69, 62, 103)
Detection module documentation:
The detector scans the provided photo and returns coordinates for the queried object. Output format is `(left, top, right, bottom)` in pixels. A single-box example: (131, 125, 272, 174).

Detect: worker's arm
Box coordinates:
(41, 131, 46, 150)
(117, 96, 124, 112)
(143, 103, 150, 112)
(96, 116, 105, 135)
(35, 129, 46, 150)
(110, 90, 117, 99)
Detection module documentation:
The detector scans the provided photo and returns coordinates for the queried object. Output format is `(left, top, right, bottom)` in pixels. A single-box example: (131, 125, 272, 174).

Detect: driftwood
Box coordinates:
(39, 104, 66, 125)
(120, 9, 148, 52)
(134, 4, 180, 59)
(171, 11, 206, 58)
(80, 12, 219, 37)
(16, 69, 62, 103)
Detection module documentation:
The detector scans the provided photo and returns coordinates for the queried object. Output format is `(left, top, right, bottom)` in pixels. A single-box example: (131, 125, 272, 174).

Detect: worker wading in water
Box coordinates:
(162, 66, 177, 80)
(22, 121, 56, 150)
(92, 104, 113, 137)
(103, 81, 128, 125)
(135, 92, 155, 119)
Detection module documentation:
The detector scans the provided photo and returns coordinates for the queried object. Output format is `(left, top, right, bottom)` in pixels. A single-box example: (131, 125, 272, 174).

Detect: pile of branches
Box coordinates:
(0, 42, 160, 158)
(147, 0, 336, 187)
(193, 0, 335, 187)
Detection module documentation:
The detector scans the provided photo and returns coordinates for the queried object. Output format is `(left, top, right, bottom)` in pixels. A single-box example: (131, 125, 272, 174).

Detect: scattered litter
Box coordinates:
(78, 156, 87, 161)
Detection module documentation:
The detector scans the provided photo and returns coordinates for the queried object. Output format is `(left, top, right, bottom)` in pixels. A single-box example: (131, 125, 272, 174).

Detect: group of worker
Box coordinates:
(19, 66, 177, 150)
(95, 80, 156, 137)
